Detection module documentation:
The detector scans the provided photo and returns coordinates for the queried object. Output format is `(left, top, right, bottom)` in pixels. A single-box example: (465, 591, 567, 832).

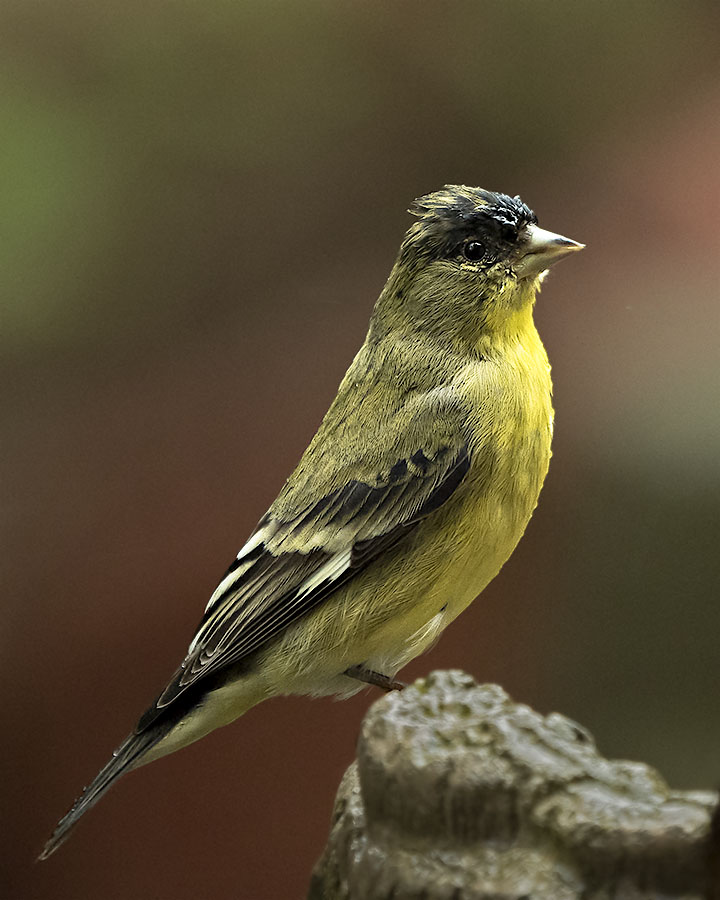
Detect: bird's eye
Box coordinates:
(463, 240, 486, 262)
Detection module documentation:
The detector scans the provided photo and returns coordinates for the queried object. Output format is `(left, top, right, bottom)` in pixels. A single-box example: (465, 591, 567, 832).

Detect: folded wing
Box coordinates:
(138, 441, 471, 729)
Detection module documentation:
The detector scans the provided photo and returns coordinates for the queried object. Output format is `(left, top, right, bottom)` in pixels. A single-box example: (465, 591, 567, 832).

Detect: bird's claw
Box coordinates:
(345, 664, 406, 692)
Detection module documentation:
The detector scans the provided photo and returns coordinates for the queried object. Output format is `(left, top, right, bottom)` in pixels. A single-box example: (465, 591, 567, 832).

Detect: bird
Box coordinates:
(40, 184, 583, 859)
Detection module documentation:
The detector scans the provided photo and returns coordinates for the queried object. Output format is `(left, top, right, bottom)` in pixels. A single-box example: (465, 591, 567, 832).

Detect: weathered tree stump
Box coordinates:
(309, 670, 716, 900)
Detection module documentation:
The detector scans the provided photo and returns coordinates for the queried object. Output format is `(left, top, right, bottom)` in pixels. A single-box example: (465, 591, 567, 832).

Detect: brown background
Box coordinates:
(2, 2, 719, 898)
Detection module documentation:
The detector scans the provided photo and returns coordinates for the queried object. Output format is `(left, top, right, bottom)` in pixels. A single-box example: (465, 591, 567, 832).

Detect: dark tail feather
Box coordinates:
(38, 723, 170, 860)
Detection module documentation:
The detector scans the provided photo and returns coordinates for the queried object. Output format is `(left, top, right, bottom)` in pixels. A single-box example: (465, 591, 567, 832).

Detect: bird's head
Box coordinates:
(375, 184, 583, 347)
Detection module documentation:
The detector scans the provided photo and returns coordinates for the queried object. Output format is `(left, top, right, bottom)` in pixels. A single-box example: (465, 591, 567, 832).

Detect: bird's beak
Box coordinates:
(515, 224, 585, 279)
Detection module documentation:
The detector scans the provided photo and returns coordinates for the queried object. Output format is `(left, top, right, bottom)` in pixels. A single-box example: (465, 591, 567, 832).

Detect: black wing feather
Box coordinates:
(140, 444, 470, 727)
(41, 444, 472, 857)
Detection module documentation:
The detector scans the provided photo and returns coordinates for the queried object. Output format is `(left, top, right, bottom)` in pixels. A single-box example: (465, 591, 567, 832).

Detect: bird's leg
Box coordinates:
(344, 664, 406, 692)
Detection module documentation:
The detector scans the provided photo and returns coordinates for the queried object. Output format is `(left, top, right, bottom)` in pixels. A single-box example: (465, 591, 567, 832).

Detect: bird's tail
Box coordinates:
(38, 722, 171, 860)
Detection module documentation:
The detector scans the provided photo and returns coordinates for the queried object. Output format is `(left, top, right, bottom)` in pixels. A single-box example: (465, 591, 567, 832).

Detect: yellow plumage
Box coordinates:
(168, 298, 554, 739)
(41, 184, 582, 857)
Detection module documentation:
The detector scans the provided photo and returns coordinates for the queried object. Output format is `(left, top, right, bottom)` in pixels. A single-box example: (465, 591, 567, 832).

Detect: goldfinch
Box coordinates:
(41, 184, 583, 858)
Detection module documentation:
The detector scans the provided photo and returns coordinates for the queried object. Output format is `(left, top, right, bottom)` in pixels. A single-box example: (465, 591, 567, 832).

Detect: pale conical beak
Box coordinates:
(515, 223, 585, 278)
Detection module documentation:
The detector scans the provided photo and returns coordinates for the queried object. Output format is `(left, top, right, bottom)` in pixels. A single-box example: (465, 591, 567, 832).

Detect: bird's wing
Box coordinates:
(139, 404, 471, 728)
(41, 409, 472, 858)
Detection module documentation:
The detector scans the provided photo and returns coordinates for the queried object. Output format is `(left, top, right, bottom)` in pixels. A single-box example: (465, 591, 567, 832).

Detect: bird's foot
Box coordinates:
(345, 664, 406, 693)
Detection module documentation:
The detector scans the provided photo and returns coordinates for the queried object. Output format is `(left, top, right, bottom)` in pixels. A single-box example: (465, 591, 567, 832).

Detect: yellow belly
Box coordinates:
(259, 340, 553, 696)
(148, 328, 553, 762)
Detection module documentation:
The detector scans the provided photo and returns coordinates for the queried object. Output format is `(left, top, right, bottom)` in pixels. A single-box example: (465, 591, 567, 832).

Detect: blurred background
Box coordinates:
(2, 1, 719, 897)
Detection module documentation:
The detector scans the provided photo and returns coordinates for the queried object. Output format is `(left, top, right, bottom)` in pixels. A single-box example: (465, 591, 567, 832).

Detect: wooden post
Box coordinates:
(310, 670, 717, 900)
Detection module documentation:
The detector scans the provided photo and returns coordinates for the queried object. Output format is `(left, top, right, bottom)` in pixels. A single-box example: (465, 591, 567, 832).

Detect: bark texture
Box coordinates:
(309, 670, 716, 900)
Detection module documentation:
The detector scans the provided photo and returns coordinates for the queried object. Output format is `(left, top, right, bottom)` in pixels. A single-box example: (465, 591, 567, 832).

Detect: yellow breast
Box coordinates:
(361, 319, 554, 674)
(255, 315, 554, 694)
